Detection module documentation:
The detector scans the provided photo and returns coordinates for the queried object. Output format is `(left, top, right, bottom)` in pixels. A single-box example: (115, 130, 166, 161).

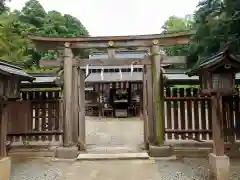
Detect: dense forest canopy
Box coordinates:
(0, 0, 89, 71)
(1, 0, 240, 71)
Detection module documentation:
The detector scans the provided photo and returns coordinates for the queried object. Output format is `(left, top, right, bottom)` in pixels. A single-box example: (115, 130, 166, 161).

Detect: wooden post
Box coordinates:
(212, 95, 225, 156)
(63, 42, 74, 147)
(0, 106, 6, 158)
(107, 48, 116, 58)
(71, 60, 79, 144)
(78, 69, 86, 150)
(146, 64, 155, 144)
(142, 66, 148, 149)
(151, 44, 165, 145)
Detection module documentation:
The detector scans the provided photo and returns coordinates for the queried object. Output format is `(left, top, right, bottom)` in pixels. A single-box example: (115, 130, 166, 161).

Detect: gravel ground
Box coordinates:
(11, 157, 240, 180)
(10, 117, 240, 179)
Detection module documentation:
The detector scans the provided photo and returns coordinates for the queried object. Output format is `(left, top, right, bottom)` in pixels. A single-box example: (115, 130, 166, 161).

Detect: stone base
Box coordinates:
(209, 153, 230, 180)
(0, 157, 11, 180)
(148, 145, 173, 157)
(55, 146, 79, 159)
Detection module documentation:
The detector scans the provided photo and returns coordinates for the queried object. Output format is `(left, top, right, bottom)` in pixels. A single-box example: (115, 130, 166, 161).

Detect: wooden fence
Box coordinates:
(6, 87, 240, 145)
(7, 90, 62, 143)
(164, 87, 240, 142)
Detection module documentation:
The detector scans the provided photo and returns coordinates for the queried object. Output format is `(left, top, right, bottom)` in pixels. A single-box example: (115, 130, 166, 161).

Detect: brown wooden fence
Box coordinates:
(164, 87, 240, 142)
(7, 90, 62, 143)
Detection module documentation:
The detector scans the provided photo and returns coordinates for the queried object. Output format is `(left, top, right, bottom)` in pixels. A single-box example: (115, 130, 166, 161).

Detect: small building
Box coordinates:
(84, 50, 170, 117)
(0, 60, 34, 180)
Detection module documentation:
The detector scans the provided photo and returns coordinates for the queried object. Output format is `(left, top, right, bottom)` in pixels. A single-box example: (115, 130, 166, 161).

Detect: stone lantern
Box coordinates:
(187, 45, 240, 180)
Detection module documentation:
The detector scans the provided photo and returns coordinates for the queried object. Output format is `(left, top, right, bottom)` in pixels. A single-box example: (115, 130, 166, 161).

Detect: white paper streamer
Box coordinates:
(101, 67, 104, 80)
(119, 68, 122, 80)
(130, 64, 133, 76)
(86, 64, 89, 76)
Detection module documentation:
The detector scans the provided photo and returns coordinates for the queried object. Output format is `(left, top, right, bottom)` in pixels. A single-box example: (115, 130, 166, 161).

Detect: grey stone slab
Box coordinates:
(77, 152, 149, 160)
(55, 147, 79, 159)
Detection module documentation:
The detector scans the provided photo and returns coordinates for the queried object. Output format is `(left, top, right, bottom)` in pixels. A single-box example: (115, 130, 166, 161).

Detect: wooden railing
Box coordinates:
(164, 87, 240, 142)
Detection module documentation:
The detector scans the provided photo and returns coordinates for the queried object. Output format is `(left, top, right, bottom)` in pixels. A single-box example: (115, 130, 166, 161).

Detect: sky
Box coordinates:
(7, 0, 200, 36)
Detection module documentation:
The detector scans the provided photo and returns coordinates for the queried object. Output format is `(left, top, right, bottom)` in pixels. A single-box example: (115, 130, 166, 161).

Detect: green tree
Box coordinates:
(0, 0, 10, 13)
(189, 0, 240, 66)
(0, 12, 31, 65)
(162, 15, 193, 33)
(162, 15, 194, 67)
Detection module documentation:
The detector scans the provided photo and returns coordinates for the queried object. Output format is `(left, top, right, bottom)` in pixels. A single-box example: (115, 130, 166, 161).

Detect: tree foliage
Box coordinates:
(0, 0, 89, 71)
(162, 0, 240, 68)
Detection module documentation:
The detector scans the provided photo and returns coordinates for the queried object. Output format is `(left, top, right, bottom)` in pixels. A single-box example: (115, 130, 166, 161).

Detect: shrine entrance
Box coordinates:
(29, 32, 191, 152)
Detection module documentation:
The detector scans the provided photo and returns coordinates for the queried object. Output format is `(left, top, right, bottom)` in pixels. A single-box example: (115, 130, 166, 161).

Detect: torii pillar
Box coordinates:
(55, 42, 79, 159)
(148, 40, 173, 157)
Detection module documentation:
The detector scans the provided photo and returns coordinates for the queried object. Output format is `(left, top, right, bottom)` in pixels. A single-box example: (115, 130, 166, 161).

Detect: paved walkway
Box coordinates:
(86, 117, 144, 153)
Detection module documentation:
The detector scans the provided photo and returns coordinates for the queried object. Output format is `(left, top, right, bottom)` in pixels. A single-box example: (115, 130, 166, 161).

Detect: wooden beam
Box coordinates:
(151, 45, 165, 146)
(29, 31, 193, 49)
(142, 67, 149, 149)
(146, 64, 156, 144)
(78, 69, 86, 150)
(212, 96, 225, 156)
(76, 58, 151, 66)
(63, 42, 74, 147)
(39, 56, 186, 68)
(76, 56, 186, 66)
(0, 107, 6, 158)
(71, 65, 79, 144)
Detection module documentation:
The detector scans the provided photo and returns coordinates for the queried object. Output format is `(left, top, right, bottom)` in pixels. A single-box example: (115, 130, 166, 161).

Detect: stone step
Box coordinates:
(77, 152, 149, 161)
(86, 146, 142, 154)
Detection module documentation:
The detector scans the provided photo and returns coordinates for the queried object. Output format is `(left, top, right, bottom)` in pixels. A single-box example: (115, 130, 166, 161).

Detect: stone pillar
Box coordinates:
(209, 153, 230, 180)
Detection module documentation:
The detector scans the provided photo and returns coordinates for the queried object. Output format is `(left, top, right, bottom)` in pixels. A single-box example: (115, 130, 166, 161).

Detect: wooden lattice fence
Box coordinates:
(7, 90, 63, 143)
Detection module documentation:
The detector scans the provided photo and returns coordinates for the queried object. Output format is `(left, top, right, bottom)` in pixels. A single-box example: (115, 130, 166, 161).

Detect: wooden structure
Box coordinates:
(0, 61, 34, 158)
(187, 46, 240, 180)
(29, 31, 192, 149)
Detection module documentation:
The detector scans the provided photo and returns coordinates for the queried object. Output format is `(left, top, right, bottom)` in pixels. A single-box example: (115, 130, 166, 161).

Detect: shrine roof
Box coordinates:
(187, 46, 240, 76)
(0, 60, 34, 81)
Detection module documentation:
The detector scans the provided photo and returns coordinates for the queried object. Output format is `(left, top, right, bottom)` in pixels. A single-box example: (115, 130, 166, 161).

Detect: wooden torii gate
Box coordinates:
(29, 31, 192, 153)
